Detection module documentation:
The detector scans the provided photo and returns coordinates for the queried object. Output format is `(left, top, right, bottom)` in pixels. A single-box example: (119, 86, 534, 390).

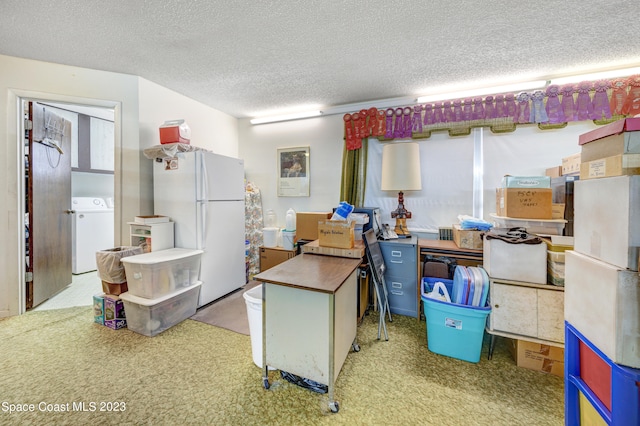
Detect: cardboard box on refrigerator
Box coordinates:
(296, 212, 332, 241)
(508, 338, 564, 377)
(495, 187, 552, 219)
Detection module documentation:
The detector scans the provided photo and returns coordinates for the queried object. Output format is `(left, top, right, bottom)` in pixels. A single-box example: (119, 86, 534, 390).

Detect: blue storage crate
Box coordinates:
(421, 277, 491, 363)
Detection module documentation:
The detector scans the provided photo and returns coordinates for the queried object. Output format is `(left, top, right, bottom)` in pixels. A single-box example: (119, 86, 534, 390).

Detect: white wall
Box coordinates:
(0, 54, 140, 317)
(239, 114, 601, 237)
(0, 55, 239, 317)
(138, 78, 240, 217)
(238, 114, 345, 228)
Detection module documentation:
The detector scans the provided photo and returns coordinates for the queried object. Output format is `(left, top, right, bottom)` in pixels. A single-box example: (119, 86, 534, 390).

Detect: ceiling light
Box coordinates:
(250, 110, 323, 125)
(549, 66, 640, 86)
(416, 80, 548, 103)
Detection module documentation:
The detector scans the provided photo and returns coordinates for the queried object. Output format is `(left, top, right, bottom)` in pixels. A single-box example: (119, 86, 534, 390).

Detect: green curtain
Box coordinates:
(339, 137, 368, 206)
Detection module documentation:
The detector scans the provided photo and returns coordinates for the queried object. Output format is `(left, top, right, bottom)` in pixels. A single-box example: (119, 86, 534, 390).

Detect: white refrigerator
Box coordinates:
(153, 150, 245, 307)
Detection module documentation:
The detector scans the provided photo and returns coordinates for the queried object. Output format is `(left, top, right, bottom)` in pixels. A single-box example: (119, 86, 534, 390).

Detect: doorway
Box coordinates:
(20, 97, 117, 312)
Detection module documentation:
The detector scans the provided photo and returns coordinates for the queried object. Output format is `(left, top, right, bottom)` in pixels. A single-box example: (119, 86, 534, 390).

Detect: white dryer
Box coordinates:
(71, 197, 114, 274)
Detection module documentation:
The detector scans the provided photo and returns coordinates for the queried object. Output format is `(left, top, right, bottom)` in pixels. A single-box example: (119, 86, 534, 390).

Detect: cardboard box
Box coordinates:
(580, 131, 640, 163)
(501, 175, 551, 188)
(296, 212, 332, 241)
(545, 166, 562, 178)
(579, 154, 640, 180)
(565, 250, 640, 369)
(508, 338, 564, 377)
(93, 294, 105, 325)
(93, 293, 127, 329)
(259, 246, 296, 272)
(101, 280, 128, 296)
(301, 239, 365, 258)
(452, 224, 483, 250)
(103, 294, 126, 330)
(318, 220, 354, 249)
(578, 117, 640, 147)
(496, 187, 552, 219)
(551, 203, 565, 220)
(562, 153, 581, 175)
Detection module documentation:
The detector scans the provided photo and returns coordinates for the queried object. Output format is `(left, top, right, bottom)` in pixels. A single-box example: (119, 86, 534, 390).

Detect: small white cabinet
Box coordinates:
(488, 278, 565, 343)
(128, 222, 174, 253)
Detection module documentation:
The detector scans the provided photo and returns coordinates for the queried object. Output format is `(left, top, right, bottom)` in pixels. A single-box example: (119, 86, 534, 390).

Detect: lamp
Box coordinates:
(381, 142, 422, 237)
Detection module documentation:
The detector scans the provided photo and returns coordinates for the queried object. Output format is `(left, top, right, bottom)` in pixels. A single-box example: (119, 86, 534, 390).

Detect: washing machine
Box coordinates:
(71, 197, 114, 274)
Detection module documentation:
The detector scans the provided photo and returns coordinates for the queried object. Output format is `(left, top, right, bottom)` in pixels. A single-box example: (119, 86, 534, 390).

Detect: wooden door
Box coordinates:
(26, 102, 73, 308)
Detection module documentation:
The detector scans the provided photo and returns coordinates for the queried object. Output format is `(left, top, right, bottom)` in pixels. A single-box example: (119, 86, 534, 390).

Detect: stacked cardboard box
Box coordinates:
(563, 119, 640, 423)
(496, 175, 553, 220)
(578, 117, 640, 180)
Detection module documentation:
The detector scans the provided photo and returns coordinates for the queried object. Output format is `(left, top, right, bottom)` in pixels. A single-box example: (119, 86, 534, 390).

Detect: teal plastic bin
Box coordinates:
(421, 277, 491, 363)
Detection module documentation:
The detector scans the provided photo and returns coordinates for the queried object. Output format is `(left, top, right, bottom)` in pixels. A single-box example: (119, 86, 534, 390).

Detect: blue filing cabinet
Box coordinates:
(379, 236, 419, 318)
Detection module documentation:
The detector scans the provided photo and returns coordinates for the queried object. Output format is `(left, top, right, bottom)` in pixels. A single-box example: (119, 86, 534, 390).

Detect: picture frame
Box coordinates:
(277, 146, 310, 197)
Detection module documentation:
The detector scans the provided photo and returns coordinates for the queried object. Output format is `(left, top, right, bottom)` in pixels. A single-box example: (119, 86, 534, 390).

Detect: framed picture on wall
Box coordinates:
(277, 146, 310, 197)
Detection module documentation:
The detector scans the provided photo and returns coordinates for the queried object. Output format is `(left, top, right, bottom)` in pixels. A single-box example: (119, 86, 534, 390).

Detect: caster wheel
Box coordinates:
(352, 344, 360, 352)
(329, 401, 339, 413)
(263, 378, 270, 390)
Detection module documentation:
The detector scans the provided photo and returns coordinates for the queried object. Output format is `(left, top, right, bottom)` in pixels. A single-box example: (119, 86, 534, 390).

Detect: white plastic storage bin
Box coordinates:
(483, 233, 547, 284)
(120, 248, 203, 299)
(564, 250, 640, 368)
(119, 281, 201, 337)
(490, 214, 566, 236)
(573, 175, 640, 270)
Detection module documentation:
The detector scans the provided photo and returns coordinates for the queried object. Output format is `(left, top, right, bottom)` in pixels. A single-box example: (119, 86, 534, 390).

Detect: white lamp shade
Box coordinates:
(381, 143, 422, 191)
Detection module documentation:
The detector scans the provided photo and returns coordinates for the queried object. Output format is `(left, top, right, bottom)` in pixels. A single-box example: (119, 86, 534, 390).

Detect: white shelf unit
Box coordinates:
(128, 222, 174, 253)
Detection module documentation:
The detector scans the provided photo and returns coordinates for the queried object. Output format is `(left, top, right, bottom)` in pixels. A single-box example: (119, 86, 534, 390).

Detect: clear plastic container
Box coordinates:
(285, 208, 296, 231)
(264, 209, 277, 228)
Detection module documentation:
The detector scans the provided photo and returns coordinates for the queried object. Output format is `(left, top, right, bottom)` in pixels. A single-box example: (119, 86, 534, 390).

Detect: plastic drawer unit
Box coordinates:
(565, 322, 640, 426)
(379, 236, 418, 318)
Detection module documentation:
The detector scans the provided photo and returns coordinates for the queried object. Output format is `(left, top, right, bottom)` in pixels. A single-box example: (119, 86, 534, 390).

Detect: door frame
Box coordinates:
(11, 89, 122, 314)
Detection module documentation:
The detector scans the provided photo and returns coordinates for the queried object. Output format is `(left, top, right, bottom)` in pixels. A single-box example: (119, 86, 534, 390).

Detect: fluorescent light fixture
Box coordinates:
(250, 110, 323, 125)
(417, 80, 547, 103)
(549, 67, 640, 86)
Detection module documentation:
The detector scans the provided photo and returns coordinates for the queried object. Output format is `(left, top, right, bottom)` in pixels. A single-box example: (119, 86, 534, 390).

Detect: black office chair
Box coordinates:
(363, 229, 392, 341)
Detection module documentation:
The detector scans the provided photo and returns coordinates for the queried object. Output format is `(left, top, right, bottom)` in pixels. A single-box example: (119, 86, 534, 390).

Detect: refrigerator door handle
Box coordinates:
(198, 201, 207, 250)
(197, 151, 209, 202)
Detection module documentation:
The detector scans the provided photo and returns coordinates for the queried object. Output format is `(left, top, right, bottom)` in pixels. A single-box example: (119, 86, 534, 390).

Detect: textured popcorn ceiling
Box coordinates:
(1, 0, 640, 119)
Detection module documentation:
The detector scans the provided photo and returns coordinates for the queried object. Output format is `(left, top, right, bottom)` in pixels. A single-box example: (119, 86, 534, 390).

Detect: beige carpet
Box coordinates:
(190, 280, 260, 335)
(0, 305, 564, 425)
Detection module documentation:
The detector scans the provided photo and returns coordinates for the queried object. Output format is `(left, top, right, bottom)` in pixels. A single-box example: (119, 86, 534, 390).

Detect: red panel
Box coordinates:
(579, 340, 612, 411)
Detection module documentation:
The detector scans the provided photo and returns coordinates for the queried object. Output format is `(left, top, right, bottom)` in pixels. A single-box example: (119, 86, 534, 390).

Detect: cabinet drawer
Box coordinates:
(385, 275, 418, 318)
(380, 245, 416, 278)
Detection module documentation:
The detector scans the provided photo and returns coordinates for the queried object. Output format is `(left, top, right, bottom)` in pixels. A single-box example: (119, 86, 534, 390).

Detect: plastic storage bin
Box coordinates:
(120, 248, 203, 299)
(119, 281, 201, 337)
(490, 213, 566, 236)
(421, 278, 491, 363)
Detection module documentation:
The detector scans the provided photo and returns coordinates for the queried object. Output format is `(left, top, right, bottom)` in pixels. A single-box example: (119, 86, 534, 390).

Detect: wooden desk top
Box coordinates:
(254, 253, 362, 294)
(418, 239, 483, 255)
